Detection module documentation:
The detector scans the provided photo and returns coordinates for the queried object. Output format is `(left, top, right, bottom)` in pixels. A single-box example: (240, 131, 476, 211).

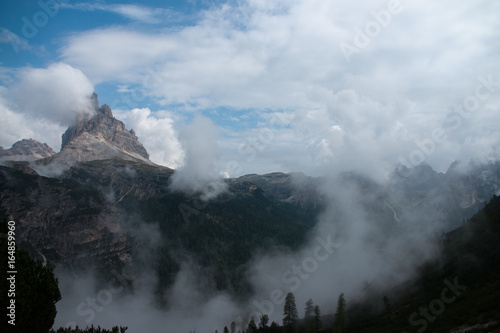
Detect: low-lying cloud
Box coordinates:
(169, 115, 227, 200)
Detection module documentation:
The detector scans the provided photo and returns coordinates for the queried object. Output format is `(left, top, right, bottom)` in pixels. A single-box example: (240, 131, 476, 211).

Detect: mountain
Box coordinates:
(348, 194, 500, 332)
(0, 138, 55, 161)
(1, 94, 500, 305)
(41, 93, 152, 170)
(388, 161, 500, 231)
(238, 172, 325, 210)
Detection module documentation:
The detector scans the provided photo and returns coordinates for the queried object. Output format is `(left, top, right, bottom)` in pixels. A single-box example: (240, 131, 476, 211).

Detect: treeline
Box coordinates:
(208, 292, 348, 333)
(50, 326, 128, 333)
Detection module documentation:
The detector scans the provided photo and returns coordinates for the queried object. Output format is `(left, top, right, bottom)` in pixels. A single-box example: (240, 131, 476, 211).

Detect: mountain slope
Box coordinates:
(0, 138, 55, 161)
(349, 195, 500, 332)
(41, 93, 152, 170)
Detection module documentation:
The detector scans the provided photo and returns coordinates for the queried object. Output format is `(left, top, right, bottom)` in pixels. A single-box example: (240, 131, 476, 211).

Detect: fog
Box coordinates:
(53, 163, 452, 333)
(169, 115, 228, 200)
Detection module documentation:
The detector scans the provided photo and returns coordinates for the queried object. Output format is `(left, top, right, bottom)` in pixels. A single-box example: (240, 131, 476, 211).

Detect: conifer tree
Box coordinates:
(313, 305, 322, 332)
(230, 321, 236, 333)
(283, 292, 298, 331)
(247, 318, 258, 333)
(333, 293, 347, 333)
(259, 314, 269, 329)
(1, 228, 61, 333)
(304, 298, 314, 320)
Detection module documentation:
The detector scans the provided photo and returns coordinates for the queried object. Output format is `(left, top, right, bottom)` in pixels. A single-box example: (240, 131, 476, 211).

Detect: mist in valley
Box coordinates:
(52, 163, 456, 333)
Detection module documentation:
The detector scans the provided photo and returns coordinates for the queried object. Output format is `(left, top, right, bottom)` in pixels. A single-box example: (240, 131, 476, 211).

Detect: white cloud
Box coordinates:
(0, 86, 65, 152)
(114, 108, 184, 168)
(11, 63, 95, 126)
(60, 3, 175, 24)
(58, 0, 500, 177)
(169, 115, 227, 199)
(0, 28, 31, 53)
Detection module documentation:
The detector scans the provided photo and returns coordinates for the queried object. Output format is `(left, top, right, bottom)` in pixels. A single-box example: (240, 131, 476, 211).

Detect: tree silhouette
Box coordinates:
(304, 298, 314, 320)
(283, 292, 298, 331)
(333, 293, 347, 333)
(313, 305, 322, 332)
(247, 318, 257, 333)
(1, 221, 61, 333)
(259, 314, 269, 329)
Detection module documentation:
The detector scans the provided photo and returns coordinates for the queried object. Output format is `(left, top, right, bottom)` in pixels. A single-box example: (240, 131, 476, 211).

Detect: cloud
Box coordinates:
(0, 86, 64, 152)
(0, 28, 32, 53)
(60, 3, 175, 24)
(169, 115, 227, 200)
(11, 63, 95, 127)
(114, 108, 184, 168)
(59, 0, 500, 177)
(53, 219, 242, 333)
(243, 172, 444, 324)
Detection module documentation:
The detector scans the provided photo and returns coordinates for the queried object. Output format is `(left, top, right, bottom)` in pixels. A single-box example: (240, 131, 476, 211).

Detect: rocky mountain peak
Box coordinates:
(53, 93, 150, 166)
(0, 138, 56, 161)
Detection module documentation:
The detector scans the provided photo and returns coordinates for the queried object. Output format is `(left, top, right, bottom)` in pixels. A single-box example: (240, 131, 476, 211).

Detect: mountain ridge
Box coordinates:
(45, 94, 151, 169)
(0, 138, 55, 161)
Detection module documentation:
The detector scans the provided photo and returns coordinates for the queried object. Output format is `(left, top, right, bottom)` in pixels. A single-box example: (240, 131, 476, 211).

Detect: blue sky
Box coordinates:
(1, 0, 500, 178)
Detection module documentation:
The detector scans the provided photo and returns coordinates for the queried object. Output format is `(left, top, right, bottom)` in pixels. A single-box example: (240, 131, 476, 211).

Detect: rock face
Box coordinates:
(48, 93, 150, 168)
(0, 139, 55, 161)
(388, 161, 500, 231)
(0, 164, 128, 268)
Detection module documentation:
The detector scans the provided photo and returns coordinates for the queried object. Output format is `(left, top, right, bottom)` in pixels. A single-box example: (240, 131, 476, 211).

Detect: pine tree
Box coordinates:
(333, 293, 347, 333)
(313, 305, 322, 332)
(283, 292, 299, 331)
(224, 326, 229, 333)
(259, 314, 269, 329)
(270, 321, 279, 333)
(1, 228, 61, 333)
(230, 321, 236, 333)
(247, 318, 258, 333)
(304, 298, 314, 320)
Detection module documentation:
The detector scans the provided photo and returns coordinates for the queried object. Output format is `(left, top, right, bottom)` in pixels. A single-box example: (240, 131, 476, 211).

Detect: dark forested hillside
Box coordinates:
(0, 160, 320, 299)
(348, 195, 500, 333)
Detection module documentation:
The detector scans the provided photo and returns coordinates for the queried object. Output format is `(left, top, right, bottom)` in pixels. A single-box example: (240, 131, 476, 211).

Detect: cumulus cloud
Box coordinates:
(0, 86, 64, 151)
(169, 115, 227, 200)
(11, 62, 95, 127)
(114, 108, 184, 168)
(59, 0, 500, 177)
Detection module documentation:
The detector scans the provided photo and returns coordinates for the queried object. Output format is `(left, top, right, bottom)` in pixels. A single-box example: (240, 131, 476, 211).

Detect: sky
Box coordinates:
(1, 0, 500, 179)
